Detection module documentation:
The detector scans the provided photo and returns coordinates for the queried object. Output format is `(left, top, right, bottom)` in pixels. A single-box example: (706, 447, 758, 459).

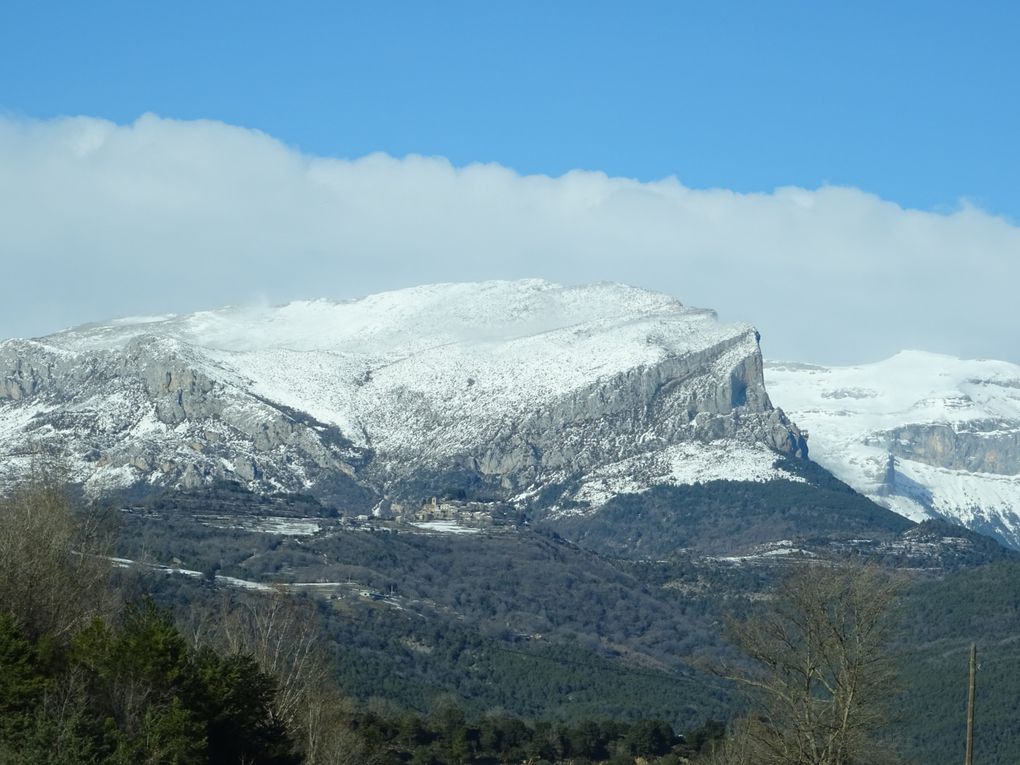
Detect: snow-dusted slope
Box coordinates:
(766, 352, 1020, 546)
(0, 280, 805, 510)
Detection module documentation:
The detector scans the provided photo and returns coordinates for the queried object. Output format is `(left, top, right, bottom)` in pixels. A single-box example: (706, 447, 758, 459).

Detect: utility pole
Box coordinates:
(965, 643, 977, 765)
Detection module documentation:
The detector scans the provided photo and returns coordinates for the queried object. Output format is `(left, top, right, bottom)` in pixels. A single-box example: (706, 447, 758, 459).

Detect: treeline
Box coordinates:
(551, 468, 912, 559)
(311, 708, 724, 764)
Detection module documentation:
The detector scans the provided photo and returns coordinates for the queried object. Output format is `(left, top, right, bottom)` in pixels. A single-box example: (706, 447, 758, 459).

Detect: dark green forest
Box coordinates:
(4, 477, 1020, 764)
(0, 483, 728, 764)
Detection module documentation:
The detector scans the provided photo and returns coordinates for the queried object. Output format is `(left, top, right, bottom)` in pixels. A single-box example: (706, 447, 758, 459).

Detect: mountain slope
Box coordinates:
(766, 352, 1020, 547)
(0, 280, 805, 512)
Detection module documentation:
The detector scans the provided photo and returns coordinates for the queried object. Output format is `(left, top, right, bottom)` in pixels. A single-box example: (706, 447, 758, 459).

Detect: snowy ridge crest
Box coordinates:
(0, 281, 805, 512)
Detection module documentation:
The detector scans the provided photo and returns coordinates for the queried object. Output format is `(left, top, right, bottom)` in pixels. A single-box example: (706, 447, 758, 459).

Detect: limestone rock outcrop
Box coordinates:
(0, 281, 805, 512)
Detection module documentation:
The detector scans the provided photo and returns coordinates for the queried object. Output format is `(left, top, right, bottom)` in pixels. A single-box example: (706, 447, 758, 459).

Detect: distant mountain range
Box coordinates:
(767, 353, 1020, 547)
(1, 279, 1017, 549)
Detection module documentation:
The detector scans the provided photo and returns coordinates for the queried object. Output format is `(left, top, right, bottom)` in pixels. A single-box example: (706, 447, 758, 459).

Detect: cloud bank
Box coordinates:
(1, 113, 1018, 364)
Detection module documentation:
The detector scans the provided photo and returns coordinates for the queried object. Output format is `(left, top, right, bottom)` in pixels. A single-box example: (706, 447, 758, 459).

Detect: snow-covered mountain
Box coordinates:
(0, 280, 807, 512)
(766, 352, 1020, 547)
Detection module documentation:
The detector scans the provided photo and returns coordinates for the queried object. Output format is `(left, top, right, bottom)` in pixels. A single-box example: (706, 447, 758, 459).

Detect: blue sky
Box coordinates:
(1, 2, 1019, 363)
(2, 1, 1018, 218)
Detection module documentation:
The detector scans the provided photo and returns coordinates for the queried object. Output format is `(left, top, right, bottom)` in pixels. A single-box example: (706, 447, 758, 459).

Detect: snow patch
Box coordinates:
(412, 520, 482, 534)
(573, 440, 804, 509)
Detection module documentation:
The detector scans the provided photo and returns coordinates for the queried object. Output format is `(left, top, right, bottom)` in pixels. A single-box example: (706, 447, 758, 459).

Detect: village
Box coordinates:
(360, 495, 524, 532)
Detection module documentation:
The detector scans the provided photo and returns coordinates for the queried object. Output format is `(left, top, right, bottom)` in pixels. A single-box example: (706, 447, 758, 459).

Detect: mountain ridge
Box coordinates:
(766, 350, 1020, 547)
(0, 280, 806, 514)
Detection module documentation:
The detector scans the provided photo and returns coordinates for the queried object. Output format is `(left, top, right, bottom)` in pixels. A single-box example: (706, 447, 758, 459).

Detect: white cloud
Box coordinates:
(1, 113, 1017, 364)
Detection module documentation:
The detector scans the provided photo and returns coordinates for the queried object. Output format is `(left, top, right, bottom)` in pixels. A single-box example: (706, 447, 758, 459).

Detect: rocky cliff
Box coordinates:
(766, 352, 1020, 548)
(0, 280, 805, 512)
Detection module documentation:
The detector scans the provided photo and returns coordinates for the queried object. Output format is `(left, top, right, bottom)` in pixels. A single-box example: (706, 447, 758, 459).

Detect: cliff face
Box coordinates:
(0, 281, 804, 511)
(0, 336, 371, 505)
(882, 421, 1020, 476)
(766, 352, 1020, 548)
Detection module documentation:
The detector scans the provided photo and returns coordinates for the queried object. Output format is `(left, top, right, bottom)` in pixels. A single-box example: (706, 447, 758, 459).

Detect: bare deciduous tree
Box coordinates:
(182, 589, 372, 763)
(216, 591, 329, 730)
(0, 480, 114, 642)
(298, 687, 379, 765)
(718, 561, 903, 765)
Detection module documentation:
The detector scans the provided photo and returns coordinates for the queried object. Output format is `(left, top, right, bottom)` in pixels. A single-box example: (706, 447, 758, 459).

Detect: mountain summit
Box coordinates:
(0, 280, 806, 511)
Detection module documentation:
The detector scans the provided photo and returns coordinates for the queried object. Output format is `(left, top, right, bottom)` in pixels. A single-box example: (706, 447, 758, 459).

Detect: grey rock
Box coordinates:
(882, 421, 1020, 476)
(0, 282, 806, 513)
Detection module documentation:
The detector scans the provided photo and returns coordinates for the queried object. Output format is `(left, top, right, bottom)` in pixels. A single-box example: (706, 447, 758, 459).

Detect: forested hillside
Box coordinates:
(0, 483, 731, 763)
(4, 479, 1020, 763)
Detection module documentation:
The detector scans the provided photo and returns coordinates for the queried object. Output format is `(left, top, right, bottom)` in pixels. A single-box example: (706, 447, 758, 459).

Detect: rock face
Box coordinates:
(0, 280, 805, 511)
(766, 352, 1020, 548)
(883, 421, 1020, 476)
(0, 335, 371, 505)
